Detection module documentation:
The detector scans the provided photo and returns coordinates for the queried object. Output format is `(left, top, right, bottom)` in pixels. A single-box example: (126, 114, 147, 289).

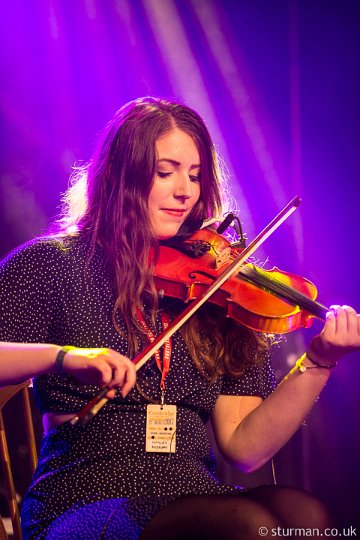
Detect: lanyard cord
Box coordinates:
(136, 309, 172, 403)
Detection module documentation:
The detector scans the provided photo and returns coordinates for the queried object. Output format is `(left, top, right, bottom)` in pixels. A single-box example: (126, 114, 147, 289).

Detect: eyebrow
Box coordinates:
(157, 158, 201, 169)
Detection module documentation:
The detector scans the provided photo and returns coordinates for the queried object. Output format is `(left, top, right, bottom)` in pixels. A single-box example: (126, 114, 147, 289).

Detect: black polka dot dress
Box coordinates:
(0, 236, 276, 539)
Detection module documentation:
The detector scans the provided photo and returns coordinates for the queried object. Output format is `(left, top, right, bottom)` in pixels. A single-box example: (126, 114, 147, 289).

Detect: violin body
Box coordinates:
(155, 228, 320, 334)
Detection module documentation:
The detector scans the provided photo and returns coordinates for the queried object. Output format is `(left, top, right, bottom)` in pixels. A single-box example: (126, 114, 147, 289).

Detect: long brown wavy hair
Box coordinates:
(56, 97, 269, 379)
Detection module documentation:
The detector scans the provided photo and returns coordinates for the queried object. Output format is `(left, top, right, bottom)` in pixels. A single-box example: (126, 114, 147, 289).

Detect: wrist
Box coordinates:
(296, 352, 337, 373)
(54, 346, 76, 376)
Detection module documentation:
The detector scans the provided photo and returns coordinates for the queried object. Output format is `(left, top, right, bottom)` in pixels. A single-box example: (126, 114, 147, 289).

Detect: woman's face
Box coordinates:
(148, 128, 201, 239)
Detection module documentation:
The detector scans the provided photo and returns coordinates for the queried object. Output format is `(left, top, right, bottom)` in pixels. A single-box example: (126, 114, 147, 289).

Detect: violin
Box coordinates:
(155, 226, 328, 335)
(71, 196, 328, 425)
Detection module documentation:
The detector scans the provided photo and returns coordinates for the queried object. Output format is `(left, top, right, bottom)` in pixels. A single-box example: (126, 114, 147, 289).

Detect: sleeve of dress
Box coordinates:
(0, 238, 59, 343)
(220, 354, 277, 400)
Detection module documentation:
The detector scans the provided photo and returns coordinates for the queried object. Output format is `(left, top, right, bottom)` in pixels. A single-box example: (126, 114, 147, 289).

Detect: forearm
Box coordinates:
(228, 362, 332, 471)
(0, 342, 137, 396)
(0, 342, 60, 384)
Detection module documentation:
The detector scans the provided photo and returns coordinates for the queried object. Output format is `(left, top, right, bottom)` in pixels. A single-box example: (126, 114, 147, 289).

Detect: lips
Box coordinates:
(161, 208, 187, 217)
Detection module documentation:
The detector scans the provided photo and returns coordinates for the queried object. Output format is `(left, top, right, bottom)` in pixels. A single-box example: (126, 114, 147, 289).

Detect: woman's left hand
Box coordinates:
(308, 305, 360, 365)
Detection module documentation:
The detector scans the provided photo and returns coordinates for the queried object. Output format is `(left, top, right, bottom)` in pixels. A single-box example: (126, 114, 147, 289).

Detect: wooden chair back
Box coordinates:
(0, 381, 38, 540)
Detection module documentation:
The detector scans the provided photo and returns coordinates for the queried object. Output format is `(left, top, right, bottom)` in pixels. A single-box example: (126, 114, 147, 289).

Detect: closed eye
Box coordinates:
(157, 171, 200, 181)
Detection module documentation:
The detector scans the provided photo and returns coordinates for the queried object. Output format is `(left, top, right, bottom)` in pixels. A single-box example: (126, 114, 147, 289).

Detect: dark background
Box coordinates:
(1, 0, 359, 529)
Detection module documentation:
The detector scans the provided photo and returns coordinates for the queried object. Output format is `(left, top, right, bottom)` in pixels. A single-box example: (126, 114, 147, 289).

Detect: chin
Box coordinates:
(156, 226, 182, 240)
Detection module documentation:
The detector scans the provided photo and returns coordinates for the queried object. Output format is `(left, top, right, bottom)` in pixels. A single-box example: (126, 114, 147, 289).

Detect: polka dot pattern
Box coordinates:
(0, 236, 276, 539)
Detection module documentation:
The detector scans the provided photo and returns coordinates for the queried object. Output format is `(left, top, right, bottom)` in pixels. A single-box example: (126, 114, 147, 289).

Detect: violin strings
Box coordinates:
(238, 265, 328, 320)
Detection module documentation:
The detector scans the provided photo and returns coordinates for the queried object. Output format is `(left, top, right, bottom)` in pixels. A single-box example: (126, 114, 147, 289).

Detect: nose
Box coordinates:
(173, 172, 193, 200)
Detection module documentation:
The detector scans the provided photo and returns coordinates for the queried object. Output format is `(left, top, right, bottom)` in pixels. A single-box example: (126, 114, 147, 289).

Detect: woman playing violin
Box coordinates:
(0, 97, 359, 539)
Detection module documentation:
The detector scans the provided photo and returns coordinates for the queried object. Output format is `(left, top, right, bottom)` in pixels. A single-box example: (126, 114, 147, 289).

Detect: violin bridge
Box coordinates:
(215, 247, 232, 269)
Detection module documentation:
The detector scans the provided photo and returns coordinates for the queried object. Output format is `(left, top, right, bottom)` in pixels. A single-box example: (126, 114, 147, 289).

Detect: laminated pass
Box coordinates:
(146, 404, 177, 453)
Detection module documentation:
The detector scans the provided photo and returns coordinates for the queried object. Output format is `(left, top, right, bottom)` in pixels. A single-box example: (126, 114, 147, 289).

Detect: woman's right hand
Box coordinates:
(60, 347, 136, 397)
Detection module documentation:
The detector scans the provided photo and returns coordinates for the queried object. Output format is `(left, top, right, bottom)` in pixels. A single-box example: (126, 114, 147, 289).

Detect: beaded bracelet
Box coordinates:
(55, 346, 75, 376)
(296, 352, 337, 373)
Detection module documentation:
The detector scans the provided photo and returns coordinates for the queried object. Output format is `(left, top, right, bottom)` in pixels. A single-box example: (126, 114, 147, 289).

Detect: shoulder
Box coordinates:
(1, 234, 86, 266)
(0, 234, 90, 281)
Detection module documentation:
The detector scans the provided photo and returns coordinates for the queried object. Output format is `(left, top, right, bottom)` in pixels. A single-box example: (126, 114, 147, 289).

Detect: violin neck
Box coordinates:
(239, 266, 328, 322)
